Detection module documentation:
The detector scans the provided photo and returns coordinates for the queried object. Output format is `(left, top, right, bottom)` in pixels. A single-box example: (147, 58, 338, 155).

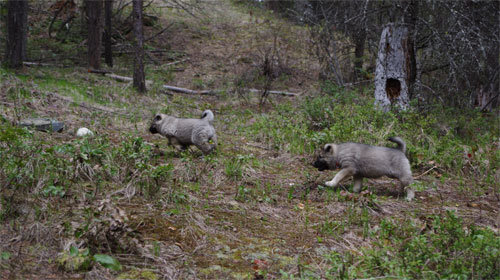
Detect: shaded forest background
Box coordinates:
(1, 0, 499, 110)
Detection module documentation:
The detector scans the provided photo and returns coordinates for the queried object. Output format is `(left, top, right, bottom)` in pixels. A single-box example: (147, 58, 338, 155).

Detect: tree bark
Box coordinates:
(104, 0, 113, 67)
(133, 0, 146, 92)
(374, 23, 415, 112)
(5, 0, 28, 68)
(353, 29, 366, 81)
(86, 0, 103, 70)
(403, 0, 418, 98)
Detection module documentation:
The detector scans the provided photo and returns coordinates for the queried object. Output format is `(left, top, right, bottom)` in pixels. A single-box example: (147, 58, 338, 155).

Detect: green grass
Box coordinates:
(246, 84, 500, 193)
(319, 211, 500, 280)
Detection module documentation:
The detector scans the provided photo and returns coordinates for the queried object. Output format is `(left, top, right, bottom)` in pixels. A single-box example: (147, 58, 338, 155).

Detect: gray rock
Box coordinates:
(19, 118, 64, 132)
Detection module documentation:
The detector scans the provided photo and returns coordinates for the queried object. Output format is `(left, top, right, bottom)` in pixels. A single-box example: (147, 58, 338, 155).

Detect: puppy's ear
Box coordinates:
(324, 144, 332, 152)
(154, 115, 162, 121)
(324, 144, 335, 154)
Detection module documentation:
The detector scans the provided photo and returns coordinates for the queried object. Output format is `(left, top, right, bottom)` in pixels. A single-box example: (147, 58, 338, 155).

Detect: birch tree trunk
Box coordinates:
(374, 23, 415, 112)
(133, 0, 146, 93)
(5, 0, 28, 68)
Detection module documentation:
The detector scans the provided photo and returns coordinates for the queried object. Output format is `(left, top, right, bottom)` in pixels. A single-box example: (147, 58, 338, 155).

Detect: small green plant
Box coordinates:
(1, 251, 11, 261)
(92, 254, 122, 271)
(224, 154, 252, 181)
(40, 185, 66, 198)
(235, 185, 250, 202)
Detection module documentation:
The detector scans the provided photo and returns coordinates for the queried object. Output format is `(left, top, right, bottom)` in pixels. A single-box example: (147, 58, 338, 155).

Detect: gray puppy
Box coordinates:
(313, 137, 415, 201)
(149, 110, 217, 154)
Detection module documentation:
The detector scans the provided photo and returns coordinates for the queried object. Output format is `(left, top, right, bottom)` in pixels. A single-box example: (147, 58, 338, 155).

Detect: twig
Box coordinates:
(145, 23, 174, 41)
(48, 0, 70, 38)
(164, 58, 189, 66)
(481, 92, 500, 112)
(414, 166, 437, 179)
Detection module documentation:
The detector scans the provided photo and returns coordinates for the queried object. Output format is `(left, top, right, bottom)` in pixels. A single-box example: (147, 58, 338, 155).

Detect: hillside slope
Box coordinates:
(0, 1, 498, 279)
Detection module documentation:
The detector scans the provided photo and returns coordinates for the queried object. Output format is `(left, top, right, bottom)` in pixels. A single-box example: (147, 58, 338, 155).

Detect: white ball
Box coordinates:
(76, 127, 94, 137)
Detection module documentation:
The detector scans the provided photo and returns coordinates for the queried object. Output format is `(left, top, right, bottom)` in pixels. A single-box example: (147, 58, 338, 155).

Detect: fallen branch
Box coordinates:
(48, 0, 70, 38)
(164, 58, 189, 67)
(48, 92, 127, 115)
(162, 85, 217, 95)
(23, 62, 60, 67)
(247, 88, 297, 97)
(91, 71, 297, 97)
(145, 23, 175, 41)
(414, 166, 437, 179)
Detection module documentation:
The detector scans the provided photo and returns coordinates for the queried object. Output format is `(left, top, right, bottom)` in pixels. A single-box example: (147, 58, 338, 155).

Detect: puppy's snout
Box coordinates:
(149, 125, 158, 134)
(312, 158, 327, 171)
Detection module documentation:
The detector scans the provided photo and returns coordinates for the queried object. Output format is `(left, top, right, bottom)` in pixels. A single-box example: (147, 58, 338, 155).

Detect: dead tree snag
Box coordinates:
(374, 23, 415, 112)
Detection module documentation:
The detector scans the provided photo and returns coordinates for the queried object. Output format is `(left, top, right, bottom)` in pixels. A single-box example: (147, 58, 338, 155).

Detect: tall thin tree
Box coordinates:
(86, 0, 103, 70)
(104, 0, 113, 67)
(5, 0, 28, 68)
(132, 0, 146, 92)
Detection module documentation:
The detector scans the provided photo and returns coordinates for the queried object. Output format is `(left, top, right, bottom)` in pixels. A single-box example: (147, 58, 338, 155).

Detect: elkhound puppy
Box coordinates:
(313, 137, 415, 201)
(149, 110, 217, 154)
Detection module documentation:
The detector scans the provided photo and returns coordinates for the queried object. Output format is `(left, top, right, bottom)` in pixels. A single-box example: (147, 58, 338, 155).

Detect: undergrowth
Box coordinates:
(290, 211, 500, 280)
(248, 84, 500, 192)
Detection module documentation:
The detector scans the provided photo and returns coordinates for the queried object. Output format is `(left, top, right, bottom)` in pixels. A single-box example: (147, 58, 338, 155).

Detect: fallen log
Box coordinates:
(91, 71, 298, 97)
(23, 62, 60, 67)
(104, 73, 133, 82)
(162, 85, 217, 95)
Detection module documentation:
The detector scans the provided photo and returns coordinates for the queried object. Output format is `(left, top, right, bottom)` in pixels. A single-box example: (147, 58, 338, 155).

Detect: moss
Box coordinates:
(117, 269, 159, 280)
(56, 252, 92, 272)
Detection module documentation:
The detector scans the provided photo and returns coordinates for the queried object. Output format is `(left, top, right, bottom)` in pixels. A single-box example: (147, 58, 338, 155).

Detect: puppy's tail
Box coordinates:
(388, 136, 406, 153)
(201, 110, 214, 123)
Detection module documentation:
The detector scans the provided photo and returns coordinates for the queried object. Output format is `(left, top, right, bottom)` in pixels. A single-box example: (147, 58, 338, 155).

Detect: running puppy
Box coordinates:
(149, 110, 217, 154)
(313, 137, 415, 201)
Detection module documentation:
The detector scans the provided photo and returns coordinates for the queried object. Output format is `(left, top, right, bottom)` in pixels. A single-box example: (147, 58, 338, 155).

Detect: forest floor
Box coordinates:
(0, 1, 498, 279)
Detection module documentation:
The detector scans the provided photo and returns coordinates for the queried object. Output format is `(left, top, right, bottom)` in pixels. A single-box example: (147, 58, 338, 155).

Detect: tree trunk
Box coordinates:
(104, 0, 113, 67)
(374, 23, 415, 112)
(5, 0, 28, 68)
(133, 0, 146, 92)
(86, 0, 103, 70)
(352, 29, 366, 81)
(403, 0, 418, 98)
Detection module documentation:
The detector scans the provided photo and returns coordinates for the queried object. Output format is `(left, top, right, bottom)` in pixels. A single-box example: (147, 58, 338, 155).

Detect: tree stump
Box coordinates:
(374, 23, 415, 112)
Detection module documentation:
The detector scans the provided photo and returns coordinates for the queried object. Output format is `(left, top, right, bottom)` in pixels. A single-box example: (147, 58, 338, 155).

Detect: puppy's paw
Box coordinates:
(405, 189, 415, 201)
(324, 180, 336, 187)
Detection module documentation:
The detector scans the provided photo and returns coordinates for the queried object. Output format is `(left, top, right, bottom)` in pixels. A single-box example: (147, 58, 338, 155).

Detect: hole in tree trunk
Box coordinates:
(385, 78, 401, 102)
